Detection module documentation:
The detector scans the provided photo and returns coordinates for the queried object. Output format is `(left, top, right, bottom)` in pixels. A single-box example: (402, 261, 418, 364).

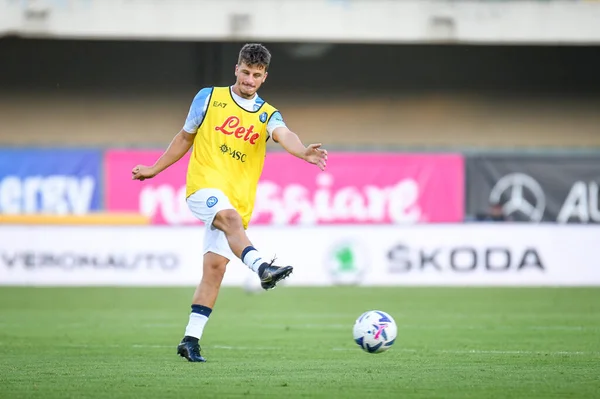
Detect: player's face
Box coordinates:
(235, 62, 268, 98)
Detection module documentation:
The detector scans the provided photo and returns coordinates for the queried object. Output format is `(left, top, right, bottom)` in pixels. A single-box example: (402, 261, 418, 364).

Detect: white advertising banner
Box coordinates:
(0, 224, 599, 286)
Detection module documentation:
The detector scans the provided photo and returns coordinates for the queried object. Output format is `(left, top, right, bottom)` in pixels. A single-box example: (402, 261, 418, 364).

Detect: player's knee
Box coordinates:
(204, 260, 226, 281)
(214, 209, 243, 233)
(209, 263, 227, 278)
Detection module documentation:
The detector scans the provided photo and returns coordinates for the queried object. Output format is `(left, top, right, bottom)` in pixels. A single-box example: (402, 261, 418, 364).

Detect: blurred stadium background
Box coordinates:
(1, 0, 600, 398)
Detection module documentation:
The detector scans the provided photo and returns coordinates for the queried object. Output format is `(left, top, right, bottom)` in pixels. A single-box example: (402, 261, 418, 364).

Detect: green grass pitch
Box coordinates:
(1, 286, 599, 398)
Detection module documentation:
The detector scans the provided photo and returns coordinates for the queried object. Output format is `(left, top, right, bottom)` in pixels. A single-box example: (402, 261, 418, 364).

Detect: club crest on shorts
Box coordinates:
(206, 196, 218, 208)
(259, 112, 268, 123)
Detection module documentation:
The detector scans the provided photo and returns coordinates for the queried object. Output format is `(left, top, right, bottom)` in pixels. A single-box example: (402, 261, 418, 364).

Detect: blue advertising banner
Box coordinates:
(0, 149, 102, 214)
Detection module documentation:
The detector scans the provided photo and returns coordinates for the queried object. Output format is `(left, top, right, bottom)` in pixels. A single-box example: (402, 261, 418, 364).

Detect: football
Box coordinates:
(352, 310, 397, 353)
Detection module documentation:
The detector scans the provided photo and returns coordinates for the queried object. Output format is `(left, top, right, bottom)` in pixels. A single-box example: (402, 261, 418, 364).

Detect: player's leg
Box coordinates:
(178, 189, 234, 362)
(177, 249, 229, 363)
(211, 209, 252, 259)
(192, 251, 228, 308)
(212, 209, 293, 290)
(187, 188, 292, 290)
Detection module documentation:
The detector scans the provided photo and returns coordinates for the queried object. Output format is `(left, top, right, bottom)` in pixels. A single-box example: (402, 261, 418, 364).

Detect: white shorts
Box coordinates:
(187, 188, 236, 260)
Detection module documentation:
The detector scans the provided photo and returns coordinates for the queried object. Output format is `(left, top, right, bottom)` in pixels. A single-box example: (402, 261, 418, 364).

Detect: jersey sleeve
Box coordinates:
(183, 87, 213, 133)
(266, 111, 287, 136)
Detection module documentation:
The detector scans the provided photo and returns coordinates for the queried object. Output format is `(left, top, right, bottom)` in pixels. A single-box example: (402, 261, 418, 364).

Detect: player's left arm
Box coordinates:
(269, 112, 327, 171)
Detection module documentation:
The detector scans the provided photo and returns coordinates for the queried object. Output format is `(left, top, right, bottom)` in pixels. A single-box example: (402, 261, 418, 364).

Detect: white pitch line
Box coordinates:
(259, 323, 598, 331)
(248, 313, 600, 320)
(212, 345, 283, 351)
(141, 324, 180, 328)
(262, 323, 348, 329)
(436, 349, 596, 356)
(51, 343, 600, 356)
(332, 348, 600, 356)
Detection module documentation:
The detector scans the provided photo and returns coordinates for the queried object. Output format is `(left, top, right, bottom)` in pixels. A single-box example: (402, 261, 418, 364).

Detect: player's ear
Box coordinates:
(262, 71, 268, 83)
(234, 64, 239, 77)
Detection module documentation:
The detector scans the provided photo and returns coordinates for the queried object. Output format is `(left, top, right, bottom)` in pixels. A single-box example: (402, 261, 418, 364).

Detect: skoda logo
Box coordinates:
(490, 173, 545, 222)
(325, 239, 368, 285)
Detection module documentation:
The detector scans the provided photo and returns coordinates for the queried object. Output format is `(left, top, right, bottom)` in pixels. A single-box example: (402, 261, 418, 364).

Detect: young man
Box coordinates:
(131, 43, 328, 362)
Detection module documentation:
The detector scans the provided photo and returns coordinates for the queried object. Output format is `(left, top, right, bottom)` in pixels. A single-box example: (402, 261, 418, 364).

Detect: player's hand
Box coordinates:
(304, 143, 328, 171)
(131, 165, 157, 181)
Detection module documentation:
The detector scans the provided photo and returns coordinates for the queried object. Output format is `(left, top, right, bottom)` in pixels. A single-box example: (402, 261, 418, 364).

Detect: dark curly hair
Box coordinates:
(238, 43, 271, 70)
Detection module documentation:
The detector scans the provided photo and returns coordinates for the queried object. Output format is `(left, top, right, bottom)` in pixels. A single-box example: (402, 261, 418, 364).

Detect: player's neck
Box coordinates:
(230, 84, 257, 101)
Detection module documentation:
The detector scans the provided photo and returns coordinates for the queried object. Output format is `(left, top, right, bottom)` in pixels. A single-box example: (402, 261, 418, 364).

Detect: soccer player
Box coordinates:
(131, 43, 328, 362)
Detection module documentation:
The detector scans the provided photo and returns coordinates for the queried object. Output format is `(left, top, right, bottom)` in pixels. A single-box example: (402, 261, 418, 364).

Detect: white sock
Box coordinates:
(242, 249, 265, 273)
(184, 313, 209, 340)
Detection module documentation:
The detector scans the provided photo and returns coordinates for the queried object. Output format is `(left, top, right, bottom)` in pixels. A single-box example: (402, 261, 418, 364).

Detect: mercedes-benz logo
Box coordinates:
(490, 173, 546, 222)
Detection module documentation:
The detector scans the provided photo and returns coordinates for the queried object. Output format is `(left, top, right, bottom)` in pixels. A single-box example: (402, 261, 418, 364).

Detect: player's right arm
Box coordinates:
(131, 130, 195, 180)
(132, 88, 212, 181)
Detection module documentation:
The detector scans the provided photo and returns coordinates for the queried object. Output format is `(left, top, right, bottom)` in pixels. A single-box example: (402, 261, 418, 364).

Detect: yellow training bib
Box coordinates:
(186, 86, 277, 229)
